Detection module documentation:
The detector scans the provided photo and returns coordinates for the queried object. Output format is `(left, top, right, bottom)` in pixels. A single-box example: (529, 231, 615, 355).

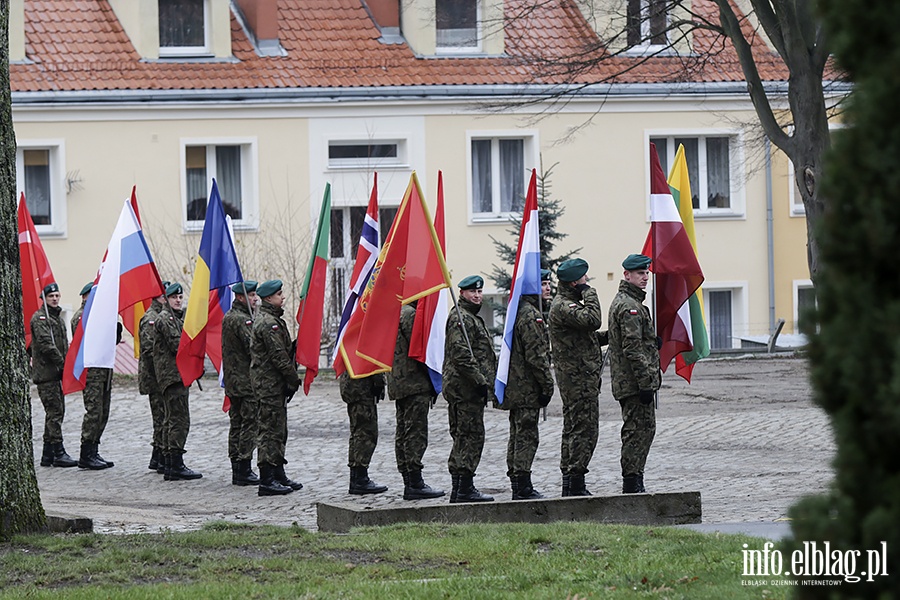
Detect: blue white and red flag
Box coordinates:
(494, 170, 542, 405)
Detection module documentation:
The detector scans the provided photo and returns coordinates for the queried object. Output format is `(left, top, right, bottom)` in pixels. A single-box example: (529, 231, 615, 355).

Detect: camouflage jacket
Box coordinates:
(442, 297, 497, 404)
(138, 298, 165, 395)
(153, 304, 186, 392)
(548, 284, 605, 400)
(222, 300, 255, 399)
(386, 304, 435, 401)
(502, 295, 554, 410)
(250, 302, 299, 399)
(30, 304, 68, 384)
(340, 371, 386, 404)
(608, 280, 661, 400)
(70, 300, 86, 336)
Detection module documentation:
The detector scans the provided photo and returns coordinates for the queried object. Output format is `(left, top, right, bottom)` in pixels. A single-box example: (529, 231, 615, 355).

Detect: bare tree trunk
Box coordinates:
(0, 0, 46, 539)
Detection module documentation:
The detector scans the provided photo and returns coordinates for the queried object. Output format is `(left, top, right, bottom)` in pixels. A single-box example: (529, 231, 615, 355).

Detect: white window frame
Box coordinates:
(159, 0, 211, 57)
(701, 281, 749, 350)
(15, 139, 67, 237)
(466, 130, 539, 224)
(435, 0, 483, 54)
(647, 130, 746, 219)
(792, 279, 815, 333)
(326, 139, 408, 171)
(180, 137, 258, 232)
(624, 0, 669, 55)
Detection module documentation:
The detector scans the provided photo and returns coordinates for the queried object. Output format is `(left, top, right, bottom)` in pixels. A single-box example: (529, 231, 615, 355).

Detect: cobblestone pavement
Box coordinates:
(32, 354, 833, 534)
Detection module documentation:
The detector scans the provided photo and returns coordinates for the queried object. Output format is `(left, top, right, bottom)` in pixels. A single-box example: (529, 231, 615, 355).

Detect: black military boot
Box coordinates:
(273, 464, 303, 491)
(349, 466, 388, 495)
(78, 442, 111, 470)
(449, 474, 460, 503)
(50, 442, 78, 468)
(452, 474, 494, 503)
(622, 474, 642, 494)
(258, 464, 293, 496)
(232, 459, 260, 486)
(403, 470, 445, 500)
(148, 447, 160, 471)
(561, 474, 571, 497)
(166, 453, 203, 481)
(512, 474, 544, 500)
(568, 474, 591, 496)
(94, 442, 114, 468)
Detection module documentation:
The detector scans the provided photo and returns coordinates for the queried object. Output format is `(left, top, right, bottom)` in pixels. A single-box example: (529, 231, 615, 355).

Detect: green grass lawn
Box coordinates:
(0, 521, 789, 599)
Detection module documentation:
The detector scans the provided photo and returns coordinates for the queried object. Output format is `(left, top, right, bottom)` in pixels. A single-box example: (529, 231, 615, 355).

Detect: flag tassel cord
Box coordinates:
(448, 286, 475, 360)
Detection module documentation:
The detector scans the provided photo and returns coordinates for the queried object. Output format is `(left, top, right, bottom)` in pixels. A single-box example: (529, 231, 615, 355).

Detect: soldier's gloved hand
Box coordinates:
(638, 389, 655, 405)
(655, 336, 663, 350)
(538, 394, 552, 407)
(574, 283, 591, 294)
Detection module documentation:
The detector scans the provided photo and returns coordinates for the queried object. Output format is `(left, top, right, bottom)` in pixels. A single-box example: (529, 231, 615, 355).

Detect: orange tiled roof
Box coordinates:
(11, 0, 791, 94)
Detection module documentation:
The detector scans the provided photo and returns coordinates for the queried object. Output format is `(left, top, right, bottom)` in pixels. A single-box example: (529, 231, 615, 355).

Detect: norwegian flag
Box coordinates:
(332, 174, 380, 376)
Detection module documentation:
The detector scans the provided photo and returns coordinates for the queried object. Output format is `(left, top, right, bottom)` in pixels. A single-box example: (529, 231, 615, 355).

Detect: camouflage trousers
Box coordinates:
(257, 396, 287, 467)
(148, 391, 166, 450)
(506, 407, 541, 477)
(447, 400, 485, 476)
(81, 368, 112, 444)
(559, 393, 599, 476)
(619, 395, 656, 476)
(228, 395, 259, 461)
(36, 381, 66, 444)
(394, 394, 431, 473)
(346, 398, 378, 468)
(163, 384, 190, 455)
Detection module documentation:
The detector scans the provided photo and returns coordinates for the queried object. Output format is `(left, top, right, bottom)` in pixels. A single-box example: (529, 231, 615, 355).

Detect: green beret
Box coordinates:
(166, 282, 183, 297)
(557, 258, 588, 283)
(257, 279, 283, 298)
(42, 282, 59, 296)
(232, 280, 258, 294)
(458, 275, 484, 291)
(540, 269, 552, 282)
(622, 254, 652, 271)
(79, 282, 95, 297)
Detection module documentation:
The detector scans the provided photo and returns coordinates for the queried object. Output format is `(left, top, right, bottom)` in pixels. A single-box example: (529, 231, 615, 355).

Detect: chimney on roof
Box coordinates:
(362, 0, 404, 44)
(234, 0, 283, 56)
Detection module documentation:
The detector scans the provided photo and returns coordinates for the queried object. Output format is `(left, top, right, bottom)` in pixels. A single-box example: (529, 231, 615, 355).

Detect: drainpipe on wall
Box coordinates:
(765, 137, 776, 334)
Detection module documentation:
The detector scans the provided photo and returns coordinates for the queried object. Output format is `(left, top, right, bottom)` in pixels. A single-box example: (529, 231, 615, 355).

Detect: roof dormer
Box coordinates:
(107, 0, 233, 60)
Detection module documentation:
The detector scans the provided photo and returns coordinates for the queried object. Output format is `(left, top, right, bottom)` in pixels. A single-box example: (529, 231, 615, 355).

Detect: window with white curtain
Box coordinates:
(436, 0, 480, 52)
(182, 140, 257, 230)
(159, 0, 208, 56)
(16, 142, 66, 236)
(652, 134, 737, 213)
(470, 136, 531, 220)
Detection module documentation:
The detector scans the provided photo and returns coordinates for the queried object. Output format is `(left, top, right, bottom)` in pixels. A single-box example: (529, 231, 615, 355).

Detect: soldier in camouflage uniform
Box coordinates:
(443, 275, 495, 503)
(30, 282, 77, 468)
(548, 258, 607, 497)
(138, 282, 169, 472)
(70, 282, 116, 470)
(340, 371, 389, 495)
(153, 282, 202, 481)
(386, 302, 444, 500)
(222, 280, 260, 487)
(250, 279, 303, 496)
(608, 254, 661, 494)
(500, 269, 554, 500)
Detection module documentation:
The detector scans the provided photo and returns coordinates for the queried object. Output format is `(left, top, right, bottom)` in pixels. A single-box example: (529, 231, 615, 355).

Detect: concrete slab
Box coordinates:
(45, 513, 93, 534)
(317, 491, 701, 533)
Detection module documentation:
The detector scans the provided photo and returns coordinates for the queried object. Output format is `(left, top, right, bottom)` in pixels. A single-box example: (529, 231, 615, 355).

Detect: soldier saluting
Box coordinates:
(608, 254, 661, 494)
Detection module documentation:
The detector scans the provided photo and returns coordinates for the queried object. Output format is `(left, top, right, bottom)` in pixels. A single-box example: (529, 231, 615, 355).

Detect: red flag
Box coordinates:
(18, 193, 56, 349)
(642, 143, 705, 371)
(353, 172, 451, 373)
(295, 184, 332, 394)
